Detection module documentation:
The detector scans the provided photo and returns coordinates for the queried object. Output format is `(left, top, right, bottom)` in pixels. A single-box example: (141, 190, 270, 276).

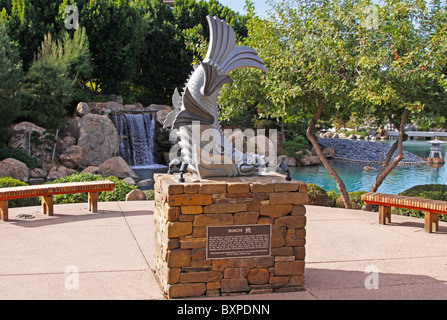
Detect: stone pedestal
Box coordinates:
(153, 172, 308, 299)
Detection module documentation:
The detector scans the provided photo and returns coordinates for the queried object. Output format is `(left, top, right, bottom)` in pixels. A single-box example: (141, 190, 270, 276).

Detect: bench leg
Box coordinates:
(41, 196, 54, 216)
(425, 212, 439, 233)
(0, 200, 8, 221)
(88, 192, 98, 213)
(379, 206, 391, 225)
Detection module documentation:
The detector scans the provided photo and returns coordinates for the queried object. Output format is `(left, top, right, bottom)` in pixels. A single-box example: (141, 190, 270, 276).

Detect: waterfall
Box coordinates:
(112, 113, 157, 167)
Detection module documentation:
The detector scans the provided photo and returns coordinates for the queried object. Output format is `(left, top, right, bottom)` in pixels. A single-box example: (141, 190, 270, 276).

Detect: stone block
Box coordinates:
(193, 214, 233, 227)
(168, 194, 212, 206)
(292, 205, 306, 216)
(220, 279, 249, 293)
(207, 282, 221, 290)
(269, 192, 308, 205)
(165, 206, 180, 222)
(167, 250, 191, 268)
(274, 181, 300, 192)
(167, 222, 192, 238)
(180, 237, 206, 249)
(181, 206, 203, 215)
(212, 259, 229, 272)
(250, 183, 274, 193)
(247, 269, 269, 285)
(227, 183, 250, 193)
(199, 183, 227, 194)
(203, 203, 246, 214)
(224, 268, 249, 279)
(274, 216, 306, 228)
(260, 204, 293, 218)
(180, 271, 223, 283)
(183, 183, 200, 194)
(234, 212, 259, 224)
(271, 226, 286, 247)
(274, 261, 305, 276)
(168, 283, 206, 299)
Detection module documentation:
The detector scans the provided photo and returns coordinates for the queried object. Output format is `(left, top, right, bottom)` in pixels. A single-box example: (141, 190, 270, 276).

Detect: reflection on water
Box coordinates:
(289, 139, 447, 195)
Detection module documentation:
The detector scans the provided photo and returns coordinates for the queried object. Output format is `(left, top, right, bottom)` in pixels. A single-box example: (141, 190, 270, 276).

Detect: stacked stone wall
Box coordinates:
(153, 173, 308, 298)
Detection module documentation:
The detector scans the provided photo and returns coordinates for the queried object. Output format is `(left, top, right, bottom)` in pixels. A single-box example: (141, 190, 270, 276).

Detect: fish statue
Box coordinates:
(164, 15, 268, 179)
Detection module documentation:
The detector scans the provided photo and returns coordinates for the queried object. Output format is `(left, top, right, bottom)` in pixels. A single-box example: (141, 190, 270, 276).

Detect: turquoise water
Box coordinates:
(131, 139, 447, 195)
(289, 139, 447, 195)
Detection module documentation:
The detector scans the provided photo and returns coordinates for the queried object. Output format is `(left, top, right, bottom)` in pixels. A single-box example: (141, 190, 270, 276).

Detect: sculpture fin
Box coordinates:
(200, 62, 233, 97)
(204, 16, 236, 69)
(220, 46, 267, 74)
(163, 88, 182, 129)
(203, 16, 266, 75)
(172, 88, 215, 129)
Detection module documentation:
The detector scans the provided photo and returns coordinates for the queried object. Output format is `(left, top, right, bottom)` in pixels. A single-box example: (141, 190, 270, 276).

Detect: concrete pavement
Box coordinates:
(0, 201, 446, 300)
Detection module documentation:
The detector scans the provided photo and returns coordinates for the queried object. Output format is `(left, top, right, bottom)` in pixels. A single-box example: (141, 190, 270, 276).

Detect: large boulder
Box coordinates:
(125, 189, 146, 201)
(81, 166, 100, 175)
(47, 166, 76, 180)
(98, 156, 137, 179)
(8, 122, 55, 163)
(77, 114, 120, 167)
(0, 158, 29, 182)
(59, 118, 80, 140)
(76, 102, 90, 117)
(29, 167, 48, 179)
(59, 145, 83, 169)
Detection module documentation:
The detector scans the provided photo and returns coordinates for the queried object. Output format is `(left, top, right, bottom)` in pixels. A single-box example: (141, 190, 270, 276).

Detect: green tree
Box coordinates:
(19, 29, 92, 129)
(79, 0, 142, 94)
(350, 0, 447, 207)
(6, 0, 64, 71)
(220, 0, 447, 208)
(132, 0, 193, 105)
(0, 17, 23, 146)
(221, 0, 359, 208)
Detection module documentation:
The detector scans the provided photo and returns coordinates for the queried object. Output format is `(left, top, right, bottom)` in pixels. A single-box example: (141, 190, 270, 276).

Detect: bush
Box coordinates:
(0, 148, 42, 169)
(0, 177, 40, 208)
(326, 190, 340, 207)
(282, 136, 310, 160)
(306, 183, 332, 206)
(393, 184, 447, 222)
(336, 191, 368, 210)
(143, 189, 155, 201)
(47, 173, 137, 204)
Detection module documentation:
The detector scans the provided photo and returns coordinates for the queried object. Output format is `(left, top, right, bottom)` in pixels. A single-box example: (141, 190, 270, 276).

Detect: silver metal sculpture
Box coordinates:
(164, 15, 268, 179)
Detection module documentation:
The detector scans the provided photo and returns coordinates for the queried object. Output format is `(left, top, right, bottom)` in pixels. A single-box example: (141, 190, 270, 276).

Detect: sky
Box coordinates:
(217, 0, 273, 17)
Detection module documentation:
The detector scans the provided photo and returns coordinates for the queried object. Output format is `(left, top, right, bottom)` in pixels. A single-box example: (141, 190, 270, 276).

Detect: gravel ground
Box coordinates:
(318, 138, 425, 164)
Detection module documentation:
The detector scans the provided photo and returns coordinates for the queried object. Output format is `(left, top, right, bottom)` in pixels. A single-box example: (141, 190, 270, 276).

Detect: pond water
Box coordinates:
(131, 139, 447, 195)
(289, 139, 447, 195)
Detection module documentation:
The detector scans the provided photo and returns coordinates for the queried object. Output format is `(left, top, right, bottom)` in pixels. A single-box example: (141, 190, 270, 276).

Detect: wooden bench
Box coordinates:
(0, 180, 115, 221)
(361, 192, 447, 233)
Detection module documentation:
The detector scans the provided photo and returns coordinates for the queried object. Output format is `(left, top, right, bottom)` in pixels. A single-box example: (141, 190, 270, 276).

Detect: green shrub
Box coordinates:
(0, 177, 40, 208)
(143, 189, 155, 201)
(306, 183, 331, 206)
(326, 190, 340, 207)
(282, 136, 310, 160)
(0, 148, 42, 169)
(47, 173, 137, 204)
(336, 191, 368, 210)
(392, 184, 447, 222)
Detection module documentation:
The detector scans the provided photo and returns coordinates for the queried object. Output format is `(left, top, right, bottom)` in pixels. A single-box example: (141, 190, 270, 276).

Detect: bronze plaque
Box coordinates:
(206, 224, 271, 259)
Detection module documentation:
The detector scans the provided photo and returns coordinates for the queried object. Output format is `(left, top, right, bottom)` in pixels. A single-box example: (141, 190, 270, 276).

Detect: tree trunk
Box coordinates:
(306, 99, 352, 209)
(364, 109, 409, 211)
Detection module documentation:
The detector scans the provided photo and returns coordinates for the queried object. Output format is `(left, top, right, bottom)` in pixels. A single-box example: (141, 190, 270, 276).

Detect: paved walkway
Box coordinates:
(0, 201, 446, 300)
